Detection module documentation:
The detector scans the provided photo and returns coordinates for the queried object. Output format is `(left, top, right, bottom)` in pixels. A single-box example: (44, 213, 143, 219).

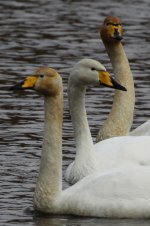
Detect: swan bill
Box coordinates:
(10, 76, 38, 90)
(110, 77, 127, 91)
(99, 71, 127, 91)
(114, 28, 122, 41)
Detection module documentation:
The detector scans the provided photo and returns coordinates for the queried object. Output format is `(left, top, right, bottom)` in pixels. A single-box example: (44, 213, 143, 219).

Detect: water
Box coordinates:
(0, 0, 150, 225)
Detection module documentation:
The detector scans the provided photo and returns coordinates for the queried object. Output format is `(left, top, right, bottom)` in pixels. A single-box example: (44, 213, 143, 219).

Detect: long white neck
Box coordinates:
(97, 42, 135, 141)
(34, 92, 63, 212)
(68, 81, 98, 168)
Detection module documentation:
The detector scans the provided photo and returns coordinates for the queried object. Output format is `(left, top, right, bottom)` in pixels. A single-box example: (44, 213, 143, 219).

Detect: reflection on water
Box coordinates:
(0, 0, 149, 225)
(33, 214, 150, 226)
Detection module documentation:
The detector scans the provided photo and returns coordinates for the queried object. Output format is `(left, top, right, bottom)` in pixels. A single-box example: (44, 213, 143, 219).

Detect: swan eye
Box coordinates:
(91, 68, 96, 71)
(39, 74, 44, 78)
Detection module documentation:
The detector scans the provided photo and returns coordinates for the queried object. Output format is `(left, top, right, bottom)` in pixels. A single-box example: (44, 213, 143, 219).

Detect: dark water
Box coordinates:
(0, 0, 150, 225)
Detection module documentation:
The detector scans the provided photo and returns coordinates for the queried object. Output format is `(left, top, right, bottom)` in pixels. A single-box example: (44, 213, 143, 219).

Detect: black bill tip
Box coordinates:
(111, 77, 127, 91)
(114, 29, 123, 41)
(10, 81, 24, 91)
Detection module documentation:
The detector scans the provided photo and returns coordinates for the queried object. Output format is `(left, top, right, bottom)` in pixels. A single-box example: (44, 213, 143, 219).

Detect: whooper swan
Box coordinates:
(97, 16, 150, 142)
(11, 64, 150, 218)
(65, 59, 150, 184)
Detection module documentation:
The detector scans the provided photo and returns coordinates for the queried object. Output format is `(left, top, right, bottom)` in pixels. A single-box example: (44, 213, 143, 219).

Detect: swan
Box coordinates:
(97, 16, 135, 141)
(11, 64, 150, 218)
(65, 59, 150, 184)
(97, 16, 150, 142)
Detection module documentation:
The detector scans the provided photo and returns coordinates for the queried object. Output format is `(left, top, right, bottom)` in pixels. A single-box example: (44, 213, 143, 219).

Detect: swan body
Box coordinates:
(130, 120, 150, 136)
(97, 16, 149, 141)
(61, 165, 150, 218)
(11, 64, 150, 218)
(65, 58, 150, 184)
(66, 135, 150, 184)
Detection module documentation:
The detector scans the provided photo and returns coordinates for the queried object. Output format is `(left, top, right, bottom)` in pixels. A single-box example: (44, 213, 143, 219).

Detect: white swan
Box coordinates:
(65, 59, 150, 184)
(11, 64, 150, 218)
(97, 16, 150, 142)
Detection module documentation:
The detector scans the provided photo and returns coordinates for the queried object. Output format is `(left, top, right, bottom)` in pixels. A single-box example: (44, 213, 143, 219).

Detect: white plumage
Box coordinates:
(65, 59, 150, 184)
(12, 63, 150, 218)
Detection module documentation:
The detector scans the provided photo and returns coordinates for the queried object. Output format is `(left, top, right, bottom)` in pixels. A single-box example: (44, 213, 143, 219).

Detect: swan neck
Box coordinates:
(98, 41, 135, 141)
(68, 82, 95, 161)
(34, 92, 63, 211)
(105, 42, 132, 77)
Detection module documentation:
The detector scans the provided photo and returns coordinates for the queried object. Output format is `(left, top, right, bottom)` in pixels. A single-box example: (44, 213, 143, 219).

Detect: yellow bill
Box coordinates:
(98, 71, 126, 91)
(21, 76, 38, 89)
(10, 75, 38, 90)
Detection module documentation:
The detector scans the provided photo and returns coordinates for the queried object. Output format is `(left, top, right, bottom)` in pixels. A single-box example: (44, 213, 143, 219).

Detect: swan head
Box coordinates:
(70, 59, 126, 91)
(100, 16, 123, 44)
(11, 66, 62, 96)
